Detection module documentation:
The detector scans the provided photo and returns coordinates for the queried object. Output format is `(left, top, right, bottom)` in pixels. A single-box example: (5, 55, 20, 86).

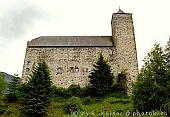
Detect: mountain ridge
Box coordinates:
(0, 71, 13, 82)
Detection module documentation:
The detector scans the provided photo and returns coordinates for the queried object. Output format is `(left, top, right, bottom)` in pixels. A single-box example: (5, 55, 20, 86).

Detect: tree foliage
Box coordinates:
(132, 43, 170, 112)
(64, 96, 83, 115)
(165, 38, 170, 68)
(0, 73, 6, 96)
(89, 54, 114, 97)
(6, 74, 20, 102)
(20, 60, 52, 116)
(68, 84, 81, 97)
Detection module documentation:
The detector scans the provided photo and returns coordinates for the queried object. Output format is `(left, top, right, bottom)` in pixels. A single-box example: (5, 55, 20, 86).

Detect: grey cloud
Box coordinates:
(0, 1, 46, 40)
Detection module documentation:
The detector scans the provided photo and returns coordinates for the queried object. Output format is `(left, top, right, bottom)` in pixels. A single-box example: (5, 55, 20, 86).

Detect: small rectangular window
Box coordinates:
(26, 68, 30, 72)
(70, 67, 74, 73)
(57, 67, 63, 74)
(109, 48, 113, 55)
(84, 68, 88, 72)
(75, 67, 79, 72)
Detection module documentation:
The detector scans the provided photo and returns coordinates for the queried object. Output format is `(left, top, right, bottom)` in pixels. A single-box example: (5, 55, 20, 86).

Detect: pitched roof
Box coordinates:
(27, 36, 114, 47)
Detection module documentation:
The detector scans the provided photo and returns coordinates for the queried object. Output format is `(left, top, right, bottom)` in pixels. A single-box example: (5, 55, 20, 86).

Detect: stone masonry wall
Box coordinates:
(22, 10, 139, 96)
(111, 13, 138, 95)
(22, 47, 116, 88)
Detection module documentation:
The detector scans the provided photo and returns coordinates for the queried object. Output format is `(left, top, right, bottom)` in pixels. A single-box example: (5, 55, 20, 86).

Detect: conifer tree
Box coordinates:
(6, 73, 20, 102)
(132, 43, 170, 112)
(20, 61, 52, 116)
(89, 54, 114, 97)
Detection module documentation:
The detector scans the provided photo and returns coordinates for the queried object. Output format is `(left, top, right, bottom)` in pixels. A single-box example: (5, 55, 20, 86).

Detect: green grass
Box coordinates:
(0, 95, 167, 117)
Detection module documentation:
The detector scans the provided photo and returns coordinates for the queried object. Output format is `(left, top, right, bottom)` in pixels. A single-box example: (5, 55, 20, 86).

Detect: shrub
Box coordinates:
(4, 108, 13, 116)
(0, 101, 7, 115)
(111, 83, 125, 93)
(81, 86, 91, 97)
(68, 84, 81, 97)
(64, 96, 83, 114)
(83, 96, 93, 105)
(106, 91, 127, 99)
(51, 86, 71, 99)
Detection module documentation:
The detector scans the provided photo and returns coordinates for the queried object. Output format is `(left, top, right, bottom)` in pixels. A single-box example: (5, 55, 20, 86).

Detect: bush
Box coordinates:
(81, 86, 91, 97)
(0, 101, 7, 115)
(51, 86, 71, 99)
(111, 83, 125, 93)
(106, 91, 127, 99)
(83, 96, 93, 105)
(64, 96, 83, 114)
(4, 108, 13, 116)
(68, 84, 81, 97)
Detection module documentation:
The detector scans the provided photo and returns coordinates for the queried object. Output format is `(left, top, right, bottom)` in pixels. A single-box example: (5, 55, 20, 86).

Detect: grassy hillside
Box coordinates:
(0, 93, 167, 117)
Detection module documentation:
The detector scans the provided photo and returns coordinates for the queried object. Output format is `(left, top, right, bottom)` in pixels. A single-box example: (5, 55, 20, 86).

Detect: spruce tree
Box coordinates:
(89, 54, 114, 97)
(6, 73, 20, 102)
(132, 43, 170, 112)
(20, 60, 52, 116)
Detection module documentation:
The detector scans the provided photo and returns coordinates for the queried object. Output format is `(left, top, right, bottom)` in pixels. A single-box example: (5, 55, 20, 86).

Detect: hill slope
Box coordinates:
(0, 72, 13, 82)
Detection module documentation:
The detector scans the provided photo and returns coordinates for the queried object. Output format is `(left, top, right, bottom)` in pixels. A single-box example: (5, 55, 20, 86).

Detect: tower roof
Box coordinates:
(117, 8, 124, 13)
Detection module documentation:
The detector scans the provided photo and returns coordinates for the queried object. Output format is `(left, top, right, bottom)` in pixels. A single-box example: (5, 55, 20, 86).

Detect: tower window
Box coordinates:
(57, 67, 63, 74)
(75, 67, 79, 72)
(70, 67, 74, 73)
(109, 48, 113, 55)
(26, 68, 30, 72)
(27, 61, 31, 65)
(84, 68, 88, 72)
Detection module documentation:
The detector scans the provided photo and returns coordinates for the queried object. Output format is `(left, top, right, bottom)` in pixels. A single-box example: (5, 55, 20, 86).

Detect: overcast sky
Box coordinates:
(0, 0, 170, 76)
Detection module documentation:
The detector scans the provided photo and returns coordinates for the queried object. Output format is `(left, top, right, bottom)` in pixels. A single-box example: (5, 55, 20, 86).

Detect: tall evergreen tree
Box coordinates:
(132, 43, 170, 112)
(89, 54, 114, 97)
(20, 61, 52, 116)
(6, 73, 20, 102)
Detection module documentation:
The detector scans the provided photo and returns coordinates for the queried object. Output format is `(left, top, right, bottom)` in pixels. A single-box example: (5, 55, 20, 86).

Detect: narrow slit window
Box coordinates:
(109, 48, 113, 55)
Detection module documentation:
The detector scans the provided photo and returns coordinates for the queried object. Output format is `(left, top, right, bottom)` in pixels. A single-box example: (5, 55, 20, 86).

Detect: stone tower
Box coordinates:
(111, 8, 138, 94)
(22, 9, 138, 96)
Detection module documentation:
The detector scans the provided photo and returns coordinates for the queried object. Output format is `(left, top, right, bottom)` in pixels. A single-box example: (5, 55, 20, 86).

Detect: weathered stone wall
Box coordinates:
(22, 47, 116, 88)
(111, 13, 138, 95)
(22, 10, 138, 95)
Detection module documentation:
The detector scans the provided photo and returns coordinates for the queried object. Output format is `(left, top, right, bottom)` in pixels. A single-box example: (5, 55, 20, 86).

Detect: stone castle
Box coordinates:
(22, 8, 138, 95)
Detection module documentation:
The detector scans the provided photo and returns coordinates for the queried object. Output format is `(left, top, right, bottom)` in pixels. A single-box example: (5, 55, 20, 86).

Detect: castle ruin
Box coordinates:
(22, 8, 138, 95)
